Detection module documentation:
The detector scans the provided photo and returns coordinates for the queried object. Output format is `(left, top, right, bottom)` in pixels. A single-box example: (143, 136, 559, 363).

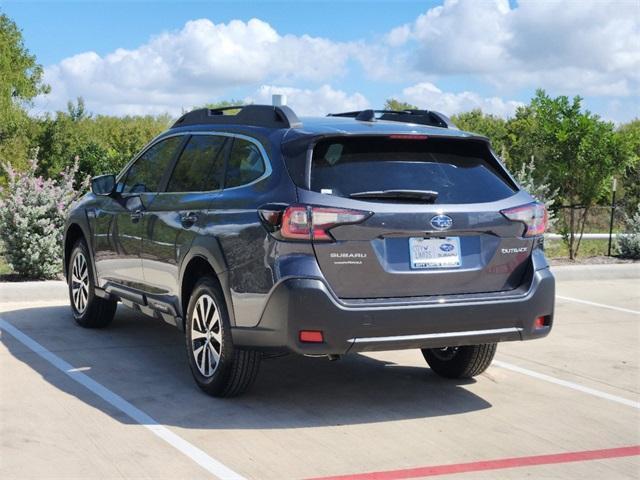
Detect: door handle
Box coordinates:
(180, 212, 198, 228)
(130, 210, 143, 222)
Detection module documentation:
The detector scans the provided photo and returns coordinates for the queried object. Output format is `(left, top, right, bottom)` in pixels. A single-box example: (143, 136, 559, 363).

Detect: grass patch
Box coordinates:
(0, 255, 12, 275)
(545, 238, 614, 259)
(0, 240, 16, 276)
(0, 240, 13, 275)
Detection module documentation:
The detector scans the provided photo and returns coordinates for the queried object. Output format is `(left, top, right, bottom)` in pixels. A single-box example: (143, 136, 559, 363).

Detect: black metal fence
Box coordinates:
(549, 205, 630, 235)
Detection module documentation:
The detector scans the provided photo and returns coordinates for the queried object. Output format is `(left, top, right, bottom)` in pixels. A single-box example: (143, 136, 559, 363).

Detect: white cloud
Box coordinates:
(246, 85, 369, 116)
(32, 2, 639, 122)
(398, 82, 522, 118)
(385, 25, 412, 48)
(36, 18, 354, 115)
(410, 0, 512, 74)
(372, 0, 640, 96)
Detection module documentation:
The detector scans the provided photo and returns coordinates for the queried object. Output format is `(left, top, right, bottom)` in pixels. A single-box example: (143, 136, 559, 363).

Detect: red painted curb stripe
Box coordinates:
(307, 446, 640, 480)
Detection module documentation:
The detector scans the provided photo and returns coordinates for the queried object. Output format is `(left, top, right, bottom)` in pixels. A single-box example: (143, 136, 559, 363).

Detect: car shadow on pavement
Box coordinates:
(1, 304, 492, 430)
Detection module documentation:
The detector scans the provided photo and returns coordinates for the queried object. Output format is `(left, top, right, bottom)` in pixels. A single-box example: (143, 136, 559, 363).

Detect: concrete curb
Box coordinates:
(0, 280, 67, 304)
(551, 263, 640, 282)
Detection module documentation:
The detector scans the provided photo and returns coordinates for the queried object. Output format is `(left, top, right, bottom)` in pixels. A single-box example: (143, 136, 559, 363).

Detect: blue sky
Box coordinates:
(3, 0, 639, 122)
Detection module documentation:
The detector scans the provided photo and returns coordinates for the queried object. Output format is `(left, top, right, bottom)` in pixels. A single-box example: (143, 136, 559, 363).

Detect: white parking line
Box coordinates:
(0, 318, 245, 480)
(557, 295, 640, 315)
(494, 360, 640, 409)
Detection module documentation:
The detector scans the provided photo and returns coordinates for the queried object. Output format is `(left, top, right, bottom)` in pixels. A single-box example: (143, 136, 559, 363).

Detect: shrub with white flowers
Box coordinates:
(618, 204, 640, 260)
(0, 149, 88, 279)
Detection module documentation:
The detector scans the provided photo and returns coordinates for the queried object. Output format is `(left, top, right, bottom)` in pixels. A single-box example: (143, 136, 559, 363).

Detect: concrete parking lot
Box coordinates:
(1, 265, 639, 479)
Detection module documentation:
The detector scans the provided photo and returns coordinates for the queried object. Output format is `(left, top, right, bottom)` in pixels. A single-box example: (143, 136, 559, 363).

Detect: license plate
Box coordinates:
(409, 237, 461, 269)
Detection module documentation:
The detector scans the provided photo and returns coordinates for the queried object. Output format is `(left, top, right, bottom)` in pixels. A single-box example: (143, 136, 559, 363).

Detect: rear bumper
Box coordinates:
(231, 267, 555, 355)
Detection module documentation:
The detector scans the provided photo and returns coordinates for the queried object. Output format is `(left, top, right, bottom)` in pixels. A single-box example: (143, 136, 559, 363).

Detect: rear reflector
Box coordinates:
(534, 316, 549, 329)
(299, 330, 324, 343)
(501, 202, 548, 237)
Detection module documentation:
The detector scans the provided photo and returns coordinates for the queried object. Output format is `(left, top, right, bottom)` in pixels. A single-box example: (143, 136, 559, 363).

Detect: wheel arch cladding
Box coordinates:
(180, 256, 231, 329)
(64, 223, 86, 279)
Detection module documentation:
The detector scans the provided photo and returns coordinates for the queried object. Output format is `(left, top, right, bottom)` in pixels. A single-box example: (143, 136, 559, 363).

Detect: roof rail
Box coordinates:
(172, 104, 302, 129)
(327, 109, 457, 129)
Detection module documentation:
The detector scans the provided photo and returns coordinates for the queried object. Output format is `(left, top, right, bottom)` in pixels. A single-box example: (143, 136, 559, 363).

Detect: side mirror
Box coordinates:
(91, 174, 115, 196)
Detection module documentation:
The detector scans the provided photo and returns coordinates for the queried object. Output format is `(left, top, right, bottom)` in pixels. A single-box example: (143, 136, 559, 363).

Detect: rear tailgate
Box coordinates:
(295, 135, 534, 299)
(309, 197, 534, 298)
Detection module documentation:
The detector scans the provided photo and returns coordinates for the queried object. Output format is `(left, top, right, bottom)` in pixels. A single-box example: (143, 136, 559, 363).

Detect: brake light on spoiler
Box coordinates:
(388, 134, 429, 140)
(501, 202, 548, 237)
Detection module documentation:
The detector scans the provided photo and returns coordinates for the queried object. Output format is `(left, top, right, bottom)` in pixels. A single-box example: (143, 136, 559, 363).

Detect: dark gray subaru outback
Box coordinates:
(63, 105, 555, 396)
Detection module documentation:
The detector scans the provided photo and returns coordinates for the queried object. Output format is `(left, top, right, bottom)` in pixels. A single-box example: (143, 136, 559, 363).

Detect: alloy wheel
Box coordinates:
(71, 252, 90, 313)
(191, 294, 223, 377)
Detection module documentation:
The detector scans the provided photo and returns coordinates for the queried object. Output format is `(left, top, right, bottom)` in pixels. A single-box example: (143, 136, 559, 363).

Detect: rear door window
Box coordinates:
(310, 137, 516, 204)
(225, 138, 266, 188)
(166, 135, 227, 192)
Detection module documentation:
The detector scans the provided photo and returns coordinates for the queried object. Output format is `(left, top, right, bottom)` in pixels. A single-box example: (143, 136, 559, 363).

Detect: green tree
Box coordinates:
(36, 110, 171, 180)
(504, 102, 554, 177)
(616, 119, 640, 216)
(518, 90, 632, 259)
(451, 109, 510, 162)
(383, 99, 418, 111)
(67, 97, 89, 122)
(202, 99, 244, 109)
(0, 12, 49, 174)
(0, 110, 39, 178)
(195, 99, 245, 115)
(0, 13, 49, 120)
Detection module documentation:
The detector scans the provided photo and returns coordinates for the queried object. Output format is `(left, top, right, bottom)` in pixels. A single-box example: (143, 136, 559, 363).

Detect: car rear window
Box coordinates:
(225, 138, 266, 188)
(310, 137, 516, 204)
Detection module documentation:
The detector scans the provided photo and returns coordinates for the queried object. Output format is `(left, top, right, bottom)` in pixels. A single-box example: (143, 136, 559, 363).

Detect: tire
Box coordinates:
(68, 239, 117, 328)
(422, 343, 497, 379)
(185, 277, 261, 397)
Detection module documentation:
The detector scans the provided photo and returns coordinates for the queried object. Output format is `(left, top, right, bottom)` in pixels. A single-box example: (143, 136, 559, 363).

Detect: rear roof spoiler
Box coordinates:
(172, 105, 302, 129)
(327, 109, 457, 129)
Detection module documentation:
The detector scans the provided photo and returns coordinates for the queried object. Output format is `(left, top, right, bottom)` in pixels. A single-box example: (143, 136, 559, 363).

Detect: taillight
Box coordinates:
(281, 206, 311, 240)
(501, 202, 548, 237)
(280, 205, 370, 242)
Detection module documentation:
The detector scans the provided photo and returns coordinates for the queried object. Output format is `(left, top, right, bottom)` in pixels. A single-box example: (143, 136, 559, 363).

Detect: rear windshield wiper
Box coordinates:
(348, 189, 439, 203)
